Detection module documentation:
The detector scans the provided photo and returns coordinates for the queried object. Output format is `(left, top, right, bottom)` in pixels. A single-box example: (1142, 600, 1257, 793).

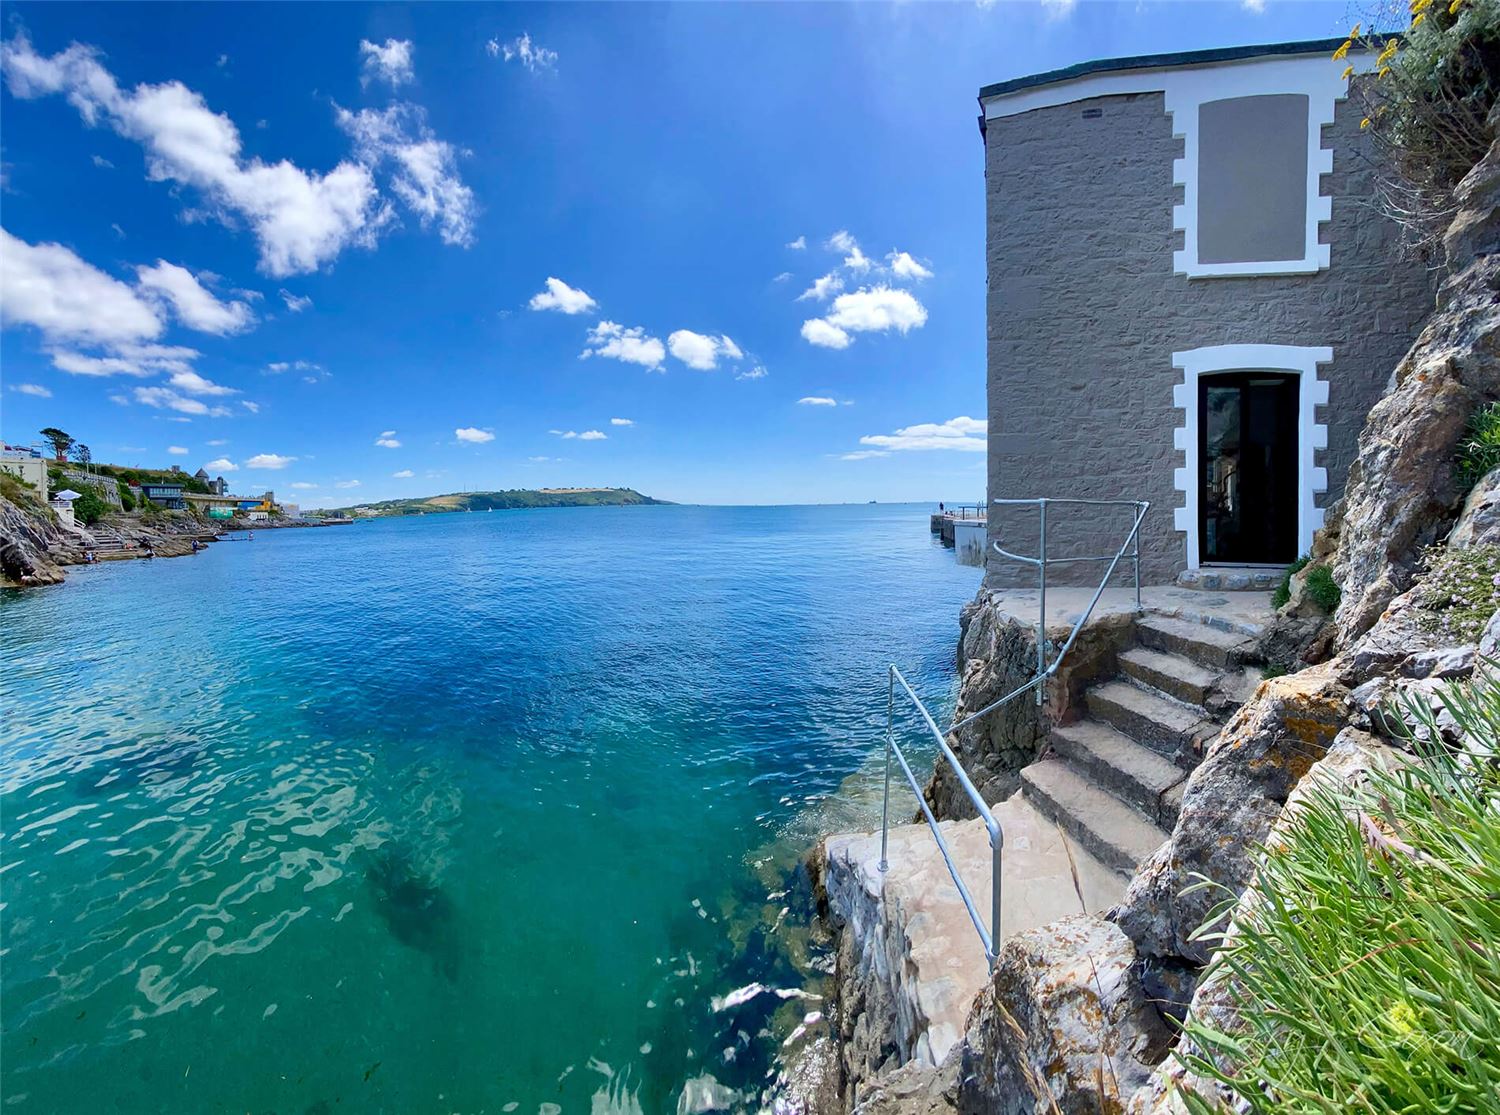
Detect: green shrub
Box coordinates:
(1271, 555, 1312, 609)
(71, 488, 108, 526)
(1302, 564, 1341, 612)
(117, 481, 136, 512)
(1414, 543, 1500, 643)
(1455, 400, 1500, 495)
(1179, 670, 1500, 1114)
(0, 471, 44, 508)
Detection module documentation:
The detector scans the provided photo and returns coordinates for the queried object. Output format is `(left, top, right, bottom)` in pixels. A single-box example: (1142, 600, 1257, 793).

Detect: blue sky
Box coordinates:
(0, 1, 1356, 507)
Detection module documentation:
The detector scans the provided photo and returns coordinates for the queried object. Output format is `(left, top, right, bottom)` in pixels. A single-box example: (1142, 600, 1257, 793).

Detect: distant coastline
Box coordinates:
(323, 486, 669, 518)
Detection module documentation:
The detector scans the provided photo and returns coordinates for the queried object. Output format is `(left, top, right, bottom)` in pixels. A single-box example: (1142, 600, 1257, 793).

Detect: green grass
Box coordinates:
(1456, 401, 1500, 496)
(1301, 565, 1340, 612)
(1177, 670, 1500, 1114)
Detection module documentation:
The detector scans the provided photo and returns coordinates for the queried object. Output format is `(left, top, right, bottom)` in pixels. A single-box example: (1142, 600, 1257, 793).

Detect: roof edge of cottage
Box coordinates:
(978, 37, 1367, 104)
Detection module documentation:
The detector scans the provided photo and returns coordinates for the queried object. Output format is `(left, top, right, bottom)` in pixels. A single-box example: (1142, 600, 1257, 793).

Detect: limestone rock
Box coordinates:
(1109, 666, 1348, 966)
(852, 1060, 957, 1115)
(0, 495, 67, 587)
(1443, 109, 1500, 271)
(1449, 467, 1500, 550)
(955, 914, 1169, 1115)
(1334, 247, 1500, 645)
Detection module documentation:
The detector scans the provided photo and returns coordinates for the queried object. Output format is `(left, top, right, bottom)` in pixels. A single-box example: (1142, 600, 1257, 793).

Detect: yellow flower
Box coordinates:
(1378, 39, 1398, 65)
(1450, 0, 1466, 12)
(1361, 117, 1372, 129)
(1342, 64, 1354, 79)
(1413, 11, 1426, 24)
(1386, 1001, 1419, 1037)
(1333, 39, 1351, 61)
(1410, 0, 1431, 12)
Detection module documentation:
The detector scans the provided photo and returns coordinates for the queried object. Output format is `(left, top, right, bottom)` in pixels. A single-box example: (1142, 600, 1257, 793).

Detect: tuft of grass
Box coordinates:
(1177, 668, 1500, 1114)
(1271, 555, 1312, 609)
(1456, 401, 1500, 496)
(1302, 565, 1341, 612)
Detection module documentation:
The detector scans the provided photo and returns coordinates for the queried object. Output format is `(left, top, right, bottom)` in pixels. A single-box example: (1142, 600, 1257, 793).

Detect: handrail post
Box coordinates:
(880, 667, 893, 873)
(990, 830, 1003, 968)
(1133, 501, 1143, 611)
(1035, 498, 1047, 706)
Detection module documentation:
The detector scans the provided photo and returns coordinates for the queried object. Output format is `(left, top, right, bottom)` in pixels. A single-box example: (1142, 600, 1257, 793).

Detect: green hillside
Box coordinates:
(325, 487, 669, 516)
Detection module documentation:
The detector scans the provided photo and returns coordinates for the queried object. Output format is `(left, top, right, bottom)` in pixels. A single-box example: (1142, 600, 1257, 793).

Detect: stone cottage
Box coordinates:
(979, 39, 1434, 586)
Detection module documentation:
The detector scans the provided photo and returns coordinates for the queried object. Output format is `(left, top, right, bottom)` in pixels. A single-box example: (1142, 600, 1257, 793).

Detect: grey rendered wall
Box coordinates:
(983, 83, 1433, 587)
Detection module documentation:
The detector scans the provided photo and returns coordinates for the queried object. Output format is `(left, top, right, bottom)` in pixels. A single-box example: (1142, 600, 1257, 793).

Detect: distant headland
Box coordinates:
(326, 487, 670, 517)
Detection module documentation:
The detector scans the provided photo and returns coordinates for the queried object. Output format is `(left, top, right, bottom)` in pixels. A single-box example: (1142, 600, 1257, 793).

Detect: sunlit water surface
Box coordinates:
(2, 504, 978, 1113)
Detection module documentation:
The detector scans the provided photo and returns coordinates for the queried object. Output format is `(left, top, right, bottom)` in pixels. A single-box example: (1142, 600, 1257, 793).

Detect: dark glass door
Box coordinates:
(1199, 372, 1299, 564)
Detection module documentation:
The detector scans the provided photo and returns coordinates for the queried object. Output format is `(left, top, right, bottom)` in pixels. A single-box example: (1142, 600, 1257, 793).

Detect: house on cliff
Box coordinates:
(980, 40, 1433, 586)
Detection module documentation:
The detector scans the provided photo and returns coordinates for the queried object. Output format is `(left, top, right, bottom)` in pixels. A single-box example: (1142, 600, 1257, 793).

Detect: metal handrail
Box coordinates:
(880, 497, 1149, 968)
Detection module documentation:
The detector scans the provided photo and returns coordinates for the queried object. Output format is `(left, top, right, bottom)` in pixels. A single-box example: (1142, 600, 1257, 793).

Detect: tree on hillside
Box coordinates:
(39, 427, 74, 462)
(71, 442, 92, 466)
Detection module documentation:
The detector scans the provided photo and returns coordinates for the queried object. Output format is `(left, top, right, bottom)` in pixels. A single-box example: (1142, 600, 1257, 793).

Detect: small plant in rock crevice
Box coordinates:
(1301, 565, 1341, 612)
(1413, 543, 1500, 641)
(1455, 400, 1500, 495)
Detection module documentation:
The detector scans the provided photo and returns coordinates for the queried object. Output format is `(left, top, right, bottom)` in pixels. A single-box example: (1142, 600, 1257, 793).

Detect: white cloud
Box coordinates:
(528, 277, 596, 315)
(551, 429, 607, 440)
(1040, 0, 1077, 18)
(825, 230, 857, 254)
(857, 416, 986, 453)
(392, 468, 414, 478)
(800, 319, 851, 349)
(245, 452, 295, 469)
(240, 400, 260, 413)
(92, 154, 113, 168)
(736, 366, 768, 382)
(495, 33, 557, 73)
(289, 481, 317, 489)
(204, 457, 237, 471)
(136, 260, 255, 334)
(581, 320, 665, 370)
(375, 432, 402, 448)
(279, 288, 312, 312)
(840, 449, 890, 461)
(359, 39, 414, 88)
(455, 426, 494, 443)
(797, 272, 844, 303)
(798, 396, 837, 407)
(609, 417, 633, 426)
(842, 244, 872, 273)
(168, 369, 236, 395)
(773, 271, 792, 283)
(786, 235, 806, 251)
(10, 382, 51, 397)
(49, 343, 198, 377)
(1, 34, 386, 276)
(334, 479, 361, 489)
(216, 54, 229, 69)
(887, 251, 934, 281)
(802, 286, 927, 349)
(667, 329, 741, 371)
(335, 103, 477, 248)
(167, 445, 188, 454)
(206, 438, 227, 446)
(1241, 0, 1266, 9)
(133, 385, 231, 416)
(0, 227, 161, 347)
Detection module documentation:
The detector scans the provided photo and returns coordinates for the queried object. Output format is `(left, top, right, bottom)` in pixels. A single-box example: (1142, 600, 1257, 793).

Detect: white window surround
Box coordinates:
(980, 52, 1375, 279)
(1171, 343, 1330, 571)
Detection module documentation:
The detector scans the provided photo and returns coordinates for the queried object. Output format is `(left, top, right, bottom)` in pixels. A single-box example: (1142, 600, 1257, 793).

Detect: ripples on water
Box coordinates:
(1, 504, 979, 1112)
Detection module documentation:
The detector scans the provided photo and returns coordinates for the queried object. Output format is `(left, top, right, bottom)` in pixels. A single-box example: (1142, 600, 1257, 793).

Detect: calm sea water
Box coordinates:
(1, 504, 978, 1114)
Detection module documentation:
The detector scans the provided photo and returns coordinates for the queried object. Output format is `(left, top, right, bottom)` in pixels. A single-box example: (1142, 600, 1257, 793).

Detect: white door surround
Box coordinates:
(1171, 343, 1330, 571)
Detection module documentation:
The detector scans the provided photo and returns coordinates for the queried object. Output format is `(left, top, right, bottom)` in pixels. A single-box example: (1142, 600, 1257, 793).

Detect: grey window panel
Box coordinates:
(1197, 94, 1309, 265)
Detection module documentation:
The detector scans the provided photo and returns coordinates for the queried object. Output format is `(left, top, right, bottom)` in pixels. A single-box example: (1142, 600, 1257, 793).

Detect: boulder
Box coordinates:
(955, 915, 1170, 1115)
(1449, 467, 1500, 550)
(1109, 665, 1348, 966)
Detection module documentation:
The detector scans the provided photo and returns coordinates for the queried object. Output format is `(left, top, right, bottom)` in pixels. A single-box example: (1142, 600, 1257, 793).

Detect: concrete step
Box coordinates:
(1020, 759, 1169, 875)
(1118, 647, 1218, 706)
(1049, 720, 1189, 827)
(1086, 681, 1207, 760)
(1136, 613, 1250, 669)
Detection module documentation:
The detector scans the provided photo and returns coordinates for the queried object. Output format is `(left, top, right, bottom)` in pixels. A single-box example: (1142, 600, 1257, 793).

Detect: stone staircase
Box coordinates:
(1020, 612, 1260, 876)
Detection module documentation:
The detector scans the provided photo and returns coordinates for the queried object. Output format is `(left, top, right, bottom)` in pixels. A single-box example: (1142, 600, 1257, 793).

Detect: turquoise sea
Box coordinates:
(1, 504, 979, 1114)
